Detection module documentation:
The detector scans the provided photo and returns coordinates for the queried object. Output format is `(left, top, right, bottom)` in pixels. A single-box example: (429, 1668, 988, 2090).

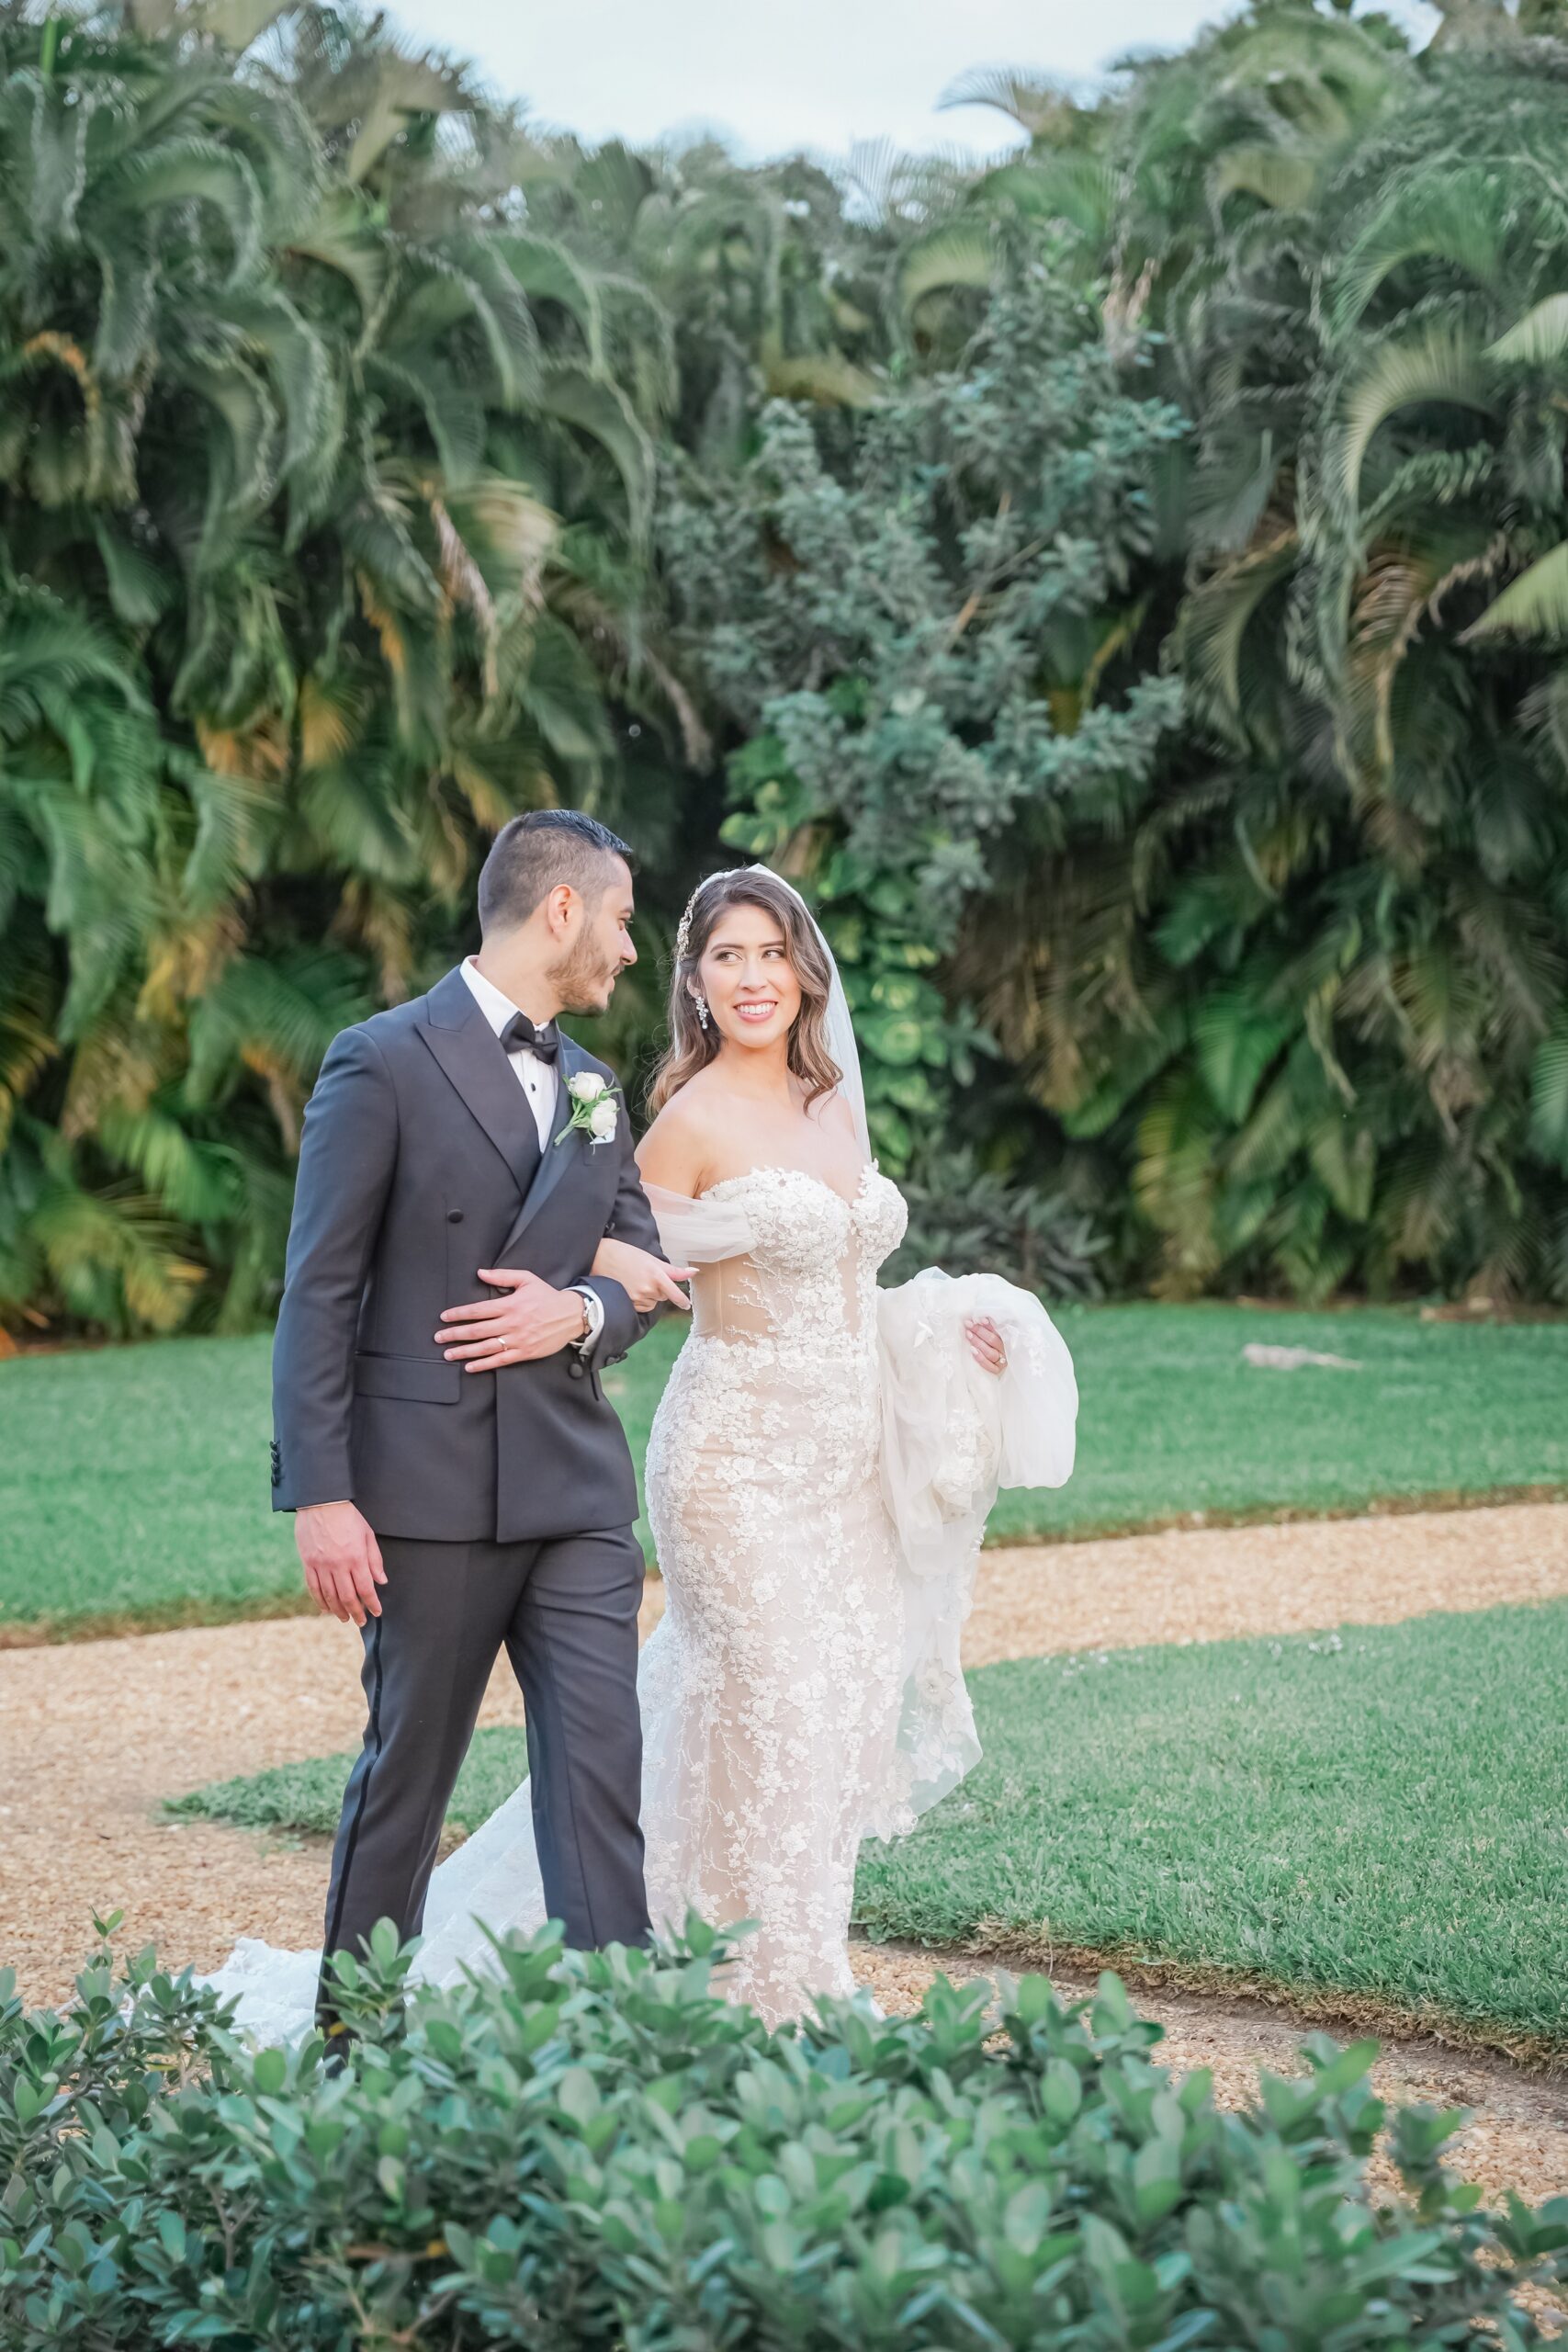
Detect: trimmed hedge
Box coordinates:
(3, 1917, 1566, 2348)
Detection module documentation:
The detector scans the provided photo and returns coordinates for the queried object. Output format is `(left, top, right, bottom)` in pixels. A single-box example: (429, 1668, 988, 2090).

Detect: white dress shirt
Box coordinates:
(458, 956, 604, 1356)
(460, 954, 558, 1150)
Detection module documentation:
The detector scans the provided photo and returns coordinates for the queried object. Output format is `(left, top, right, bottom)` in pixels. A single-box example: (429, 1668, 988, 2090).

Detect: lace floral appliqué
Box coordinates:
(642, 1163, 909, 2025)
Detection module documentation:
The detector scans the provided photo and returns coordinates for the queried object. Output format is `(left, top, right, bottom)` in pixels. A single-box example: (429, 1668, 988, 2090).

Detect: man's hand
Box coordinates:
(297, 1501, 385, 1626)
(590, 1236, 694, 1314)
(434, 1268, 589, 1369)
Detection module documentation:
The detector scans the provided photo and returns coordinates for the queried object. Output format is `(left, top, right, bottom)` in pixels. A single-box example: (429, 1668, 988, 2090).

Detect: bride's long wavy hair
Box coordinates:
(649, 869, 842, 1116)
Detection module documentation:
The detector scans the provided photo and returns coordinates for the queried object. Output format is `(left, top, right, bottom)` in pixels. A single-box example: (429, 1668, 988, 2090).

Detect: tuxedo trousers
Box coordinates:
(316, 1525, 649, 2030)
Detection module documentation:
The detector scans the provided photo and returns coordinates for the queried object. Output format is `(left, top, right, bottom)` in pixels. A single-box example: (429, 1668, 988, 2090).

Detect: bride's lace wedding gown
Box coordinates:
(639, 1162, 908, 2021)
(199, 1159, 1077, 2042)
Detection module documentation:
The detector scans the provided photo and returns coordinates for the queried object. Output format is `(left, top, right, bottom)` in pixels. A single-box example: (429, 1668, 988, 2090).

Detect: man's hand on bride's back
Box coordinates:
(296, 1500, 385, 1626)
(591, 1237, 694, 1313)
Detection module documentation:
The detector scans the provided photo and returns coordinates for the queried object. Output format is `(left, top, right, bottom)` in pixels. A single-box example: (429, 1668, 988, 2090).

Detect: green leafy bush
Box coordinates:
(887, 1141, 1108, 1296)
(4, 1918, 1565, 2348)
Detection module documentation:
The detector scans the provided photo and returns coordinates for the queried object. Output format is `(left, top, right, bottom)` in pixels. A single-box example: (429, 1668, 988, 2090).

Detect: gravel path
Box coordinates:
(4, 1499, 1565, 2205)
(962, 1498, 1568, 1666)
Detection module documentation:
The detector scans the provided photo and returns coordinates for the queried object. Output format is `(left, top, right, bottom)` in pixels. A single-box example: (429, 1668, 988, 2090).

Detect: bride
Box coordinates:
(203, 865, 1077, 2039)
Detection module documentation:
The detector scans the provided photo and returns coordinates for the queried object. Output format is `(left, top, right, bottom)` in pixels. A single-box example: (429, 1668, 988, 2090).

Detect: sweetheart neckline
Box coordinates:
(699, 1161, 883, 1215)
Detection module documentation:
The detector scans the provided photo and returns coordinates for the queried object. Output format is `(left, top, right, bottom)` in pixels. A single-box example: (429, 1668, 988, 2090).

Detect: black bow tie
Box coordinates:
(500, 1011, 560, 1065)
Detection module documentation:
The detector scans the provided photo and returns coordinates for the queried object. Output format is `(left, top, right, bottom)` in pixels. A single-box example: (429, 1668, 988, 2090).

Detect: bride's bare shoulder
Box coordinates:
(637, 1075, 728, 1194)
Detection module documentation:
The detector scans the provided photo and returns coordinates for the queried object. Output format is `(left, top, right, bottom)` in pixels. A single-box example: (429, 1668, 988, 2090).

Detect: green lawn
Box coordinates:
(859, 1600, 1568, 2051)
(4, 1304, 1565, 1637)
(986, 1301, 1568, 1541)
(173, 1599, 1568, 2052)
(166, 1723, 532, 1842)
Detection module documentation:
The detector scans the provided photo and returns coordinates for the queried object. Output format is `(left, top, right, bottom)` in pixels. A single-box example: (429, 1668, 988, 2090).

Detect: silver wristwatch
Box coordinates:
(568, 1283, 604, 1358)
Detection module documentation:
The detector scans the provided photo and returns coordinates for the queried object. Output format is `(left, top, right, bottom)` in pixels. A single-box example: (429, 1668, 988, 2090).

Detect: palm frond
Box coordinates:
(1488, 291, 1568, 366)
(1463, 539, 1568, 641)
(1321, 325, 1495, 522)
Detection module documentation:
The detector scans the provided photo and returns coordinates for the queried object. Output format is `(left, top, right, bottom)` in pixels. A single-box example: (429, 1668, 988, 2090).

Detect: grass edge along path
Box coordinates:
(859, 1599, 1568, 2067)
(168, 1595, 1568, 2068)
(5, 1304, 1568, 1641)
(6, 1477, 1568, 1651)
(911, 1935, 1568, 2078)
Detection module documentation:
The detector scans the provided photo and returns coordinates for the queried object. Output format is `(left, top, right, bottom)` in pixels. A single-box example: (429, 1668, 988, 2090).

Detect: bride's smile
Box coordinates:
(698, 906, 801, 1052)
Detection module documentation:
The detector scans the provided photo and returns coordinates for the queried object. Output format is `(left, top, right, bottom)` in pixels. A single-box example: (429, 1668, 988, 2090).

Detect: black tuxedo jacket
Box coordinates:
(270, 965, 664, 1543)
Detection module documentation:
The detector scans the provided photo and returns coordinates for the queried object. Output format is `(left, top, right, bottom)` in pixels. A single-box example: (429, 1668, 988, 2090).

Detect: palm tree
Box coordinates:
(960, 3, 1568, 1301)
(0, 0, 679, 1337)
(8, 0, 1566, 1331)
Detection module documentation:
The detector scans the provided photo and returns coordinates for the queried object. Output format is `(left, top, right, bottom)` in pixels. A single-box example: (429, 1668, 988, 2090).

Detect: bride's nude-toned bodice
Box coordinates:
(663, 1160, 908, 1499)
(639, 1160, 908, 2022)
(684, 1158, 906, 1352)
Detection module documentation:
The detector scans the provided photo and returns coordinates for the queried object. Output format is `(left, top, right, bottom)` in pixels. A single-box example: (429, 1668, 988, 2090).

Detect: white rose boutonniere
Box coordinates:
(558, 1069, 622, 1148)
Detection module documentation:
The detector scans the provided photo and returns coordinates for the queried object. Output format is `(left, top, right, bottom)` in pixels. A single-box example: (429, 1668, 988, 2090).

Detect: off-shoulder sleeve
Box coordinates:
(642, 1182, 757, 1265)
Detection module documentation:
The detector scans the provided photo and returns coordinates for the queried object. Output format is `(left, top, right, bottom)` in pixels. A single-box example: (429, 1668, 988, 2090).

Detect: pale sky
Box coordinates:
(396, 0, 1440, 164)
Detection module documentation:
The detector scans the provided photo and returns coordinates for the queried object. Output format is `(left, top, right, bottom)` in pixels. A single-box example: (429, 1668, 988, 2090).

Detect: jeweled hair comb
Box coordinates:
(673, 868, 731, 966)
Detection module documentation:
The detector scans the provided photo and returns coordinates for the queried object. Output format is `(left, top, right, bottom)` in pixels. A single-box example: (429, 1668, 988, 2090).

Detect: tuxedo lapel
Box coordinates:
(501, 1034, 589, 1254)
(416, 966, 542, 1197)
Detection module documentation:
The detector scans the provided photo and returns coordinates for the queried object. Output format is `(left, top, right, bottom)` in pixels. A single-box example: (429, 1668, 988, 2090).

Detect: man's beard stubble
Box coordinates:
(548, 931, 620, 1017)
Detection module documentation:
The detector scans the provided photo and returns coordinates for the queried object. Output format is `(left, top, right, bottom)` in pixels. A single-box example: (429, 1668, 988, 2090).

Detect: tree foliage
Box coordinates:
(658, 268, 1186, 1185)
(5, 0, 1568, 1332)
(0, 1, 683, 1335)
(897, 0, 1568, 1300)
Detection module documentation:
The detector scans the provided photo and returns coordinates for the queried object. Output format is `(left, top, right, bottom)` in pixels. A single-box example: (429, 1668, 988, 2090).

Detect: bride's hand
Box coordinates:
(966, 1316, 1007, 1377)
(592, 1236, 694, 1313)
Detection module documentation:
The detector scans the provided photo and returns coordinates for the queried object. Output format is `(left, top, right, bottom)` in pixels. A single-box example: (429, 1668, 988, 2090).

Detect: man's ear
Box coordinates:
(544, 881, 577, 936)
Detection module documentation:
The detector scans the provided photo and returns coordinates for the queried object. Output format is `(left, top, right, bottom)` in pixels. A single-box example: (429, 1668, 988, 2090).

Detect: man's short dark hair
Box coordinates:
(478, 809, 633, 934)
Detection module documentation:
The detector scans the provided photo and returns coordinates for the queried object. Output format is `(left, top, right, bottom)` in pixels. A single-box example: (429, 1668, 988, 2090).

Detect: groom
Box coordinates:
(270, 809, 685, 2044)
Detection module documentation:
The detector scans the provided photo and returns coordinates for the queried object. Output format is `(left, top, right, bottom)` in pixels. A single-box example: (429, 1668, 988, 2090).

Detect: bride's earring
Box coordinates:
(694, 991, 711, 1031)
